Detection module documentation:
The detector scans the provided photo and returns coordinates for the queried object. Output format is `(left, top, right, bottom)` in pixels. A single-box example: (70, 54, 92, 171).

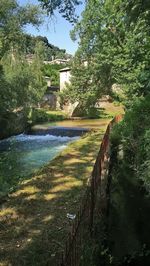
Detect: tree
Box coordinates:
(0, 42, 46, 115)
(0, 0, 46, 129)
(23, 34, 70, 60)
(64, 0, 150, 109)
(43, 63, 69, 86)
(38, 0, 82, 22)
(0, 0, 43, 58)
(62, 0, 121, 110)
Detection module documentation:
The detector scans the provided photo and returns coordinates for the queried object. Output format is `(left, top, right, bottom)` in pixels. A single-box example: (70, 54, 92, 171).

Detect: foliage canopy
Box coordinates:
(62, 0, 150, 108)
(0, 0, 46, 126)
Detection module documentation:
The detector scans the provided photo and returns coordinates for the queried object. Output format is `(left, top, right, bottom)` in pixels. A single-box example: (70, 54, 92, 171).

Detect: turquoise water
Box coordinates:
(0, 134, 78, 194)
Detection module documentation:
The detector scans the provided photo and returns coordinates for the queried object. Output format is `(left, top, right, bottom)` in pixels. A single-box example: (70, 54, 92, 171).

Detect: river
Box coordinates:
(0, 134, 78, 195)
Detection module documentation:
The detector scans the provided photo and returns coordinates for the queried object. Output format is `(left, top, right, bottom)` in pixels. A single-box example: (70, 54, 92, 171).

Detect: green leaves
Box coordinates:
(114, 96, 150, 195)
(0, 0, 47, 123)
(38, 0, 82, 22)
(0, 45, 46, 114)
(68, 0, 150, 108)
(0, 0, 43, 59)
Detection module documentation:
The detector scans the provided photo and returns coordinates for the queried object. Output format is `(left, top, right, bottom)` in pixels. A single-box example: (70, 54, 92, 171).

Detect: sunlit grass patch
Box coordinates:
(13, 186, 40, 197)
(0, 207, 17, 219)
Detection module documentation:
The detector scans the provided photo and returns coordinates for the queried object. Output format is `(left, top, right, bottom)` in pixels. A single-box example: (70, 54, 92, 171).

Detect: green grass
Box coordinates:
(0, 103, 124, 266)
(98, 102, 124, 118)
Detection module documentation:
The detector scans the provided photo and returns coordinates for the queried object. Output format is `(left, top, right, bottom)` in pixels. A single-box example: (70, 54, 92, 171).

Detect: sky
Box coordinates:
(18, 0, 84, 55)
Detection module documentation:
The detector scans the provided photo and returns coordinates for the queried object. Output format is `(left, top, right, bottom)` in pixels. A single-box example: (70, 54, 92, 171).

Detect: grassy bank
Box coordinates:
(0, 123, 108, 266)
(30, 109, 68, 124)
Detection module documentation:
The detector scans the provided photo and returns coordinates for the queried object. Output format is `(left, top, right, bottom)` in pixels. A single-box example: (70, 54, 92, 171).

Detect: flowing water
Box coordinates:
(0, 134, 78, 194)
(32, 118, 110, 130)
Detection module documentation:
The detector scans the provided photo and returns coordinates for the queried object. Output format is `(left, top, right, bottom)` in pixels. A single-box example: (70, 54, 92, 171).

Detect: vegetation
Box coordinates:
(0, 0, 71, 138)
(24, 34, 72, 61)
(38, 0, 82, 22)
(112, 95, 150, 195)
(0, 0, 150, 265)
(59, 0, 150, 196)
(43, 63, 69, 86)
(0, 0, 43, 58)
(0, 121, 108, 266)
(31, 109, 68, 124)
(0, 44, 46, 113)
(0, 0, 47, 138)
(58, 0, 149, 110)
(57, 0, 150, 264)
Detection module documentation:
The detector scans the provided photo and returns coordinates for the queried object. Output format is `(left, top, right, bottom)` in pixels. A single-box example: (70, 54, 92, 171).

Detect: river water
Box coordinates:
(0, 134, 78, 194)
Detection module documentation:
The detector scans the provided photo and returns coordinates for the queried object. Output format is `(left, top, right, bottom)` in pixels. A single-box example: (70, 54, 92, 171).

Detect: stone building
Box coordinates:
(59, 67, 71, 91)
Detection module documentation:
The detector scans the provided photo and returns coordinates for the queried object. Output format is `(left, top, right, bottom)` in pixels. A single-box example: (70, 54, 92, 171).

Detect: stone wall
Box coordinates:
(0, 111, 27, 140)
(40, 93, 57, 110)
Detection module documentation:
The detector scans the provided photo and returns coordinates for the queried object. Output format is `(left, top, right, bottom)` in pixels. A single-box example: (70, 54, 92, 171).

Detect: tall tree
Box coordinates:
(0, 42, 46, 115)
(61, 0, 122, 109)
(0, 0, 46, 118)
(63, 0, 150, 109)
(0, 0, 43, 58)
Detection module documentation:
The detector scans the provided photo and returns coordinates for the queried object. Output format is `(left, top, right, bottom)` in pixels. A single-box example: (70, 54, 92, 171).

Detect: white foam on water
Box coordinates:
(0, 134, 79, 143)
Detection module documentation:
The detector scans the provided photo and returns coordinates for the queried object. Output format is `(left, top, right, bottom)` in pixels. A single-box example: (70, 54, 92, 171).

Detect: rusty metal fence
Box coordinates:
(58, 115, 122, 266)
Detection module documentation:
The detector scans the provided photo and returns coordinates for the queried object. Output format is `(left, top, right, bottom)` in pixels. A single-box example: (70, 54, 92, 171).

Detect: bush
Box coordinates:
(86, 107, 100, 118)
(111, 95, 150, 195)
(139, 129, 150, 195)
(31, 108, 68, 124)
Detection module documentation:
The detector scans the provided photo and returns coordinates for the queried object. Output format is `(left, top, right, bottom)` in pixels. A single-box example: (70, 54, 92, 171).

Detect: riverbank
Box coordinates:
(0, 110, 27, 140)
(0, 110, 68, 140)
(0, 123, 108, 266)
(0, 102, 123, 140)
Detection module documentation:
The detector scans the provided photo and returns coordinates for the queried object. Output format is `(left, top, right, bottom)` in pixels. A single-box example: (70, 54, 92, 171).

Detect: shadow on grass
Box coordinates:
(0, 130, 105, 266)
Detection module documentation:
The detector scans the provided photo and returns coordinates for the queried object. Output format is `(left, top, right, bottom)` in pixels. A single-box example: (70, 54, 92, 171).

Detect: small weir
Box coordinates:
(29, 126, 89, 137)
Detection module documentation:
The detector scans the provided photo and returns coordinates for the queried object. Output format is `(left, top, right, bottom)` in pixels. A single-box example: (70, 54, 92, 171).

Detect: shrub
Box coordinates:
(31, 108, 68, 124)
(111, 95, 150, 195)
